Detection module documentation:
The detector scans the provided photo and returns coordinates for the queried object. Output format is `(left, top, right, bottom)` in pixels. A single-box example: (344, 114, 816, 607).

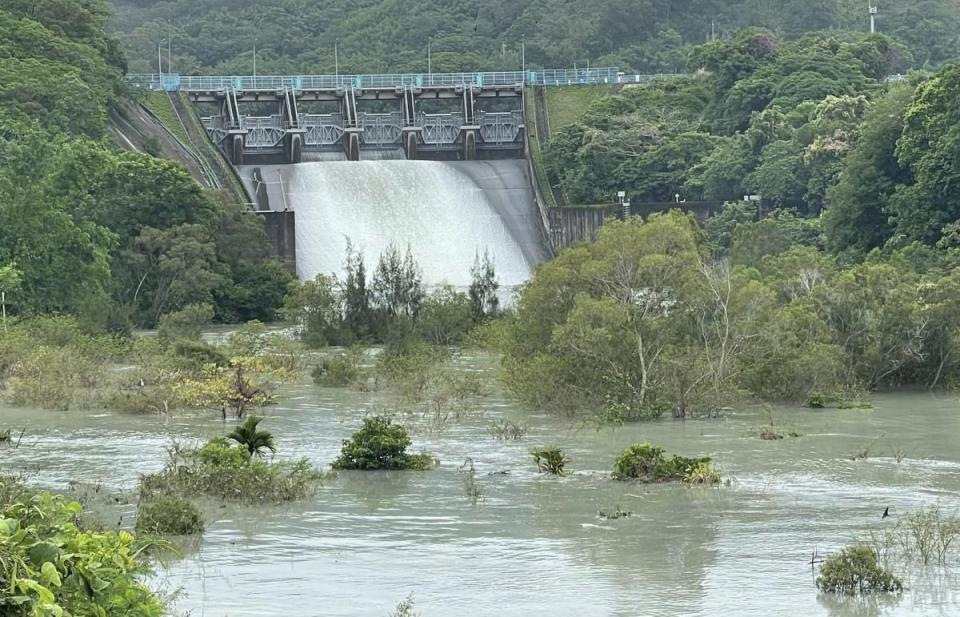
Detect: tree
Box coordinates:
(468, 250, 499, 323)
(824, 85, 913, 255)
(888, 64, 960, 245)
(227, 416, 277, 458)
(342, 240, 372, 340)
(331, 415, 433, 470)
(0, 262, 22, 332)
(372, 244, 424, 320)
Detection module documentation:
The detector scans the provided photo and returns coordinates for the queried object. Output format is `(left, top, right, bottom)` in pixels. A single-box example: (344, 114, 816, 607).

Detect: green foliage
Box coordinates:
(135, 494, 205, 536)
(531, 447, 568, 475)
(468, 251, 500, 324)
(612, 443, 714, 483)
(0, 479, 165, 617)
(140, 438, 321, 504)
(226, 416, 277, 458)
(418, 285, 474, 345)
(816, 545, 903, 595)
(312, 347, 365, 387)
(157, 303, 214, 342)
(331, 415, 434, 471)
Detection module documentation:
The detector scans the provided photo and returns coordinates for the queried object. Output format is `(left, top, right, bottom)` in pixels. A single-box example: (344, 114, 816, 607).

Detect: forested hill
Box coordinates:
(0, 0, 291, 332)
(109, 0, 960, 75)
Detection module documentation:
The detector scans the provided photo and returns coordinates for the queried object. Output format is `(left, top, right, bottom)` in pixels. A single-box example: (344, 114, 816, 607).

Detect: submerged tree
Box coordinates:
(372, 243, 424, 320)
(468, 250, 500, 323)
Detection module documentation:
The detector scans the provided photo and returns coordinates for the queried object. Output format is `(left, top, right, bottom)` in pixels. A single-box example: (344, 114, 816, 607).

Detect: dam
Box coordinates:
(132, 68, 661, 286)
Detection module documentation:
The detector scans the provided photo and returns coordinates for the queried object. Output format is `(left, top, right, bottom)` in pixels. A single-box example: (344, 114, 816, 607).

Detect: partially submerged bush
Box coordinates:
(136, 494, 205, 536)
(817, 545, 903, 595)
(140, 439, 321, 504)
(312, 348, 364, 387)
(332, 415, 435, 470)
(613, 443, 716, 483)
(531, 447, 568, 475)
(683, 461, 722, 485)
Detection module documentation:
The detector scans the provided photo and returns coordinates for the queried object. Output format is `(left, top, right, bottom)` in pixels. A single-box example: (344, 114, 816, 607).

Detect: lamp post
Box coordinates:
(869, 3, 878, 33)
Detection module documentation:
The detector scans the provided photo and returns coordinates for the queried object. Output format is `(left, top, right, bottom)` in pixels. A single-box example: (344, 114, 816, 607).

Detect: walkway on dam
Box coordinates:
(129, 68, 681, 92)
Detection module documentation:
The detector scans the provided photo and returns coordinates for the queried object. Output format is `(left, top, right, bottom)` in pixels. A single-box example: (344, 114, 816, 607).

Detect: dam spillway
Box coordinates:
(241, 159, 550, 290)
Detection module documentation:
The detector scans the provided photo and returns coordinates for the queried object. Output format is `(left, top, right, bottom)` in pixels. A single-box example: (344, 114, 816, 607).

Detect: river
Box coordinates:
(1, 351, 958, 616)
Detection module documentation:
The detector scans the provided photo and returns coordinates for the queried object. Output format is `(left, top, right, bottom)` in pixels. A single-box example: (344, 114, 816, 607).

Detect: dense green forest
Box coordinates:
(109, 0, 960, 75)
(0, 0, 290, 331)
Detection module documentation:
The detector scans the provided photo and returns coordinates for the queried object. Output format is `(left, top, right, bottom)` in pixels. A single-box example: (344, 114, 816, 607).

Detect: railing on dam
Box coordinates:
(129, 68, 684, 92)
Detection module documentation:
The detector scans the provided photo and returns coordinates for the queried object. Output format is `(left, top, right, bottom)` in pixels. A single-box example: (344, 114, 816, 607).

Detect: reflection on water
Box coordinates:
(1, 354, 959, 616)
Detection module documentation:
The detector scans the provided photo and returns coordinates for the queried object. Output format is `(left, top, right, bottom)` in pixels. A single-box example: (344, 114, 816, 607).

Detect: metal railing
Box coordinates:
(128, 68, 686, 92)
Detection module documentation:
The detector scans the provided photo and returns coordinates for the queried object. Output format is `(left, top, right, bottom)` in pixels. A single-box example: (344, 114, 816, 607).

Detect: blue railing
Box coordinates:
(129, 68, 684, 92)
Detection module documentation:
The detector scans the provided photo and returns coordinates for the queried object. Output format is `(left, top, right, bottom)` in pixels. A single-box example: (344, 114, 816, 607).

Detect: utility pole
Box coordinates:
(167, 21, 172, 73)
(428, 38, 432, 77)
(868, 2, 878, 33)
(253, 40, 257, 79)
(335, 40, 339, 80)
(521, 37, 526, 83)
(158, 39, 164, 88)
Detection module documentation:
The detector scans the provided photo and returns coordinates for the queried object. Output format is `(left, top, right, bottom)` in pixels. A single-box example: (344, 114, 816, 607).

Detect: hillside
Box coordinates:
(108, 0, 960, 75)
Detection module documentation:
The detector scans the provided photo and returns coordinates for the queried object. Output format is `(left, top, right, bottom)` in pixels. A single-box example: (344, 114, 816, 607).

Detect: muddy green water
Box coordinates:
(2, 352, 959, 616)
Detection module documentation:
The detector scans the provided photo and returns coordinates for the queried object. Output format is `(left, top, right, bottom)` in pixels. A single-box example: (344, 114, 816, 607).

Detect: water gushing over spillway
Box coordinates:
(250, 159, 549, 290)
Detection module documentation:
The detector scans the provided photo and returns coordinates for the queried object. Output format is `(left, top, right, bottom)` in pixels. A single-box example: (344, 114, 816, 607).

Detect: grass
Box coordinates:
(543, 84, 610, 133)
(175, 91, 250, 202)
(524, 89, 558, 209)
(143, 91, 191, 146)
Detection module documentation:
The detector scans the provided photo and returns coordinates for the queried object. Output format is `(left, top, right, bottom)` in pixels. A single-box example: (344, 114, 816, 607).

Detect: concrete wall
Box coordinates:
(261, 211, 297, 275)
(548, 207, 612, 249)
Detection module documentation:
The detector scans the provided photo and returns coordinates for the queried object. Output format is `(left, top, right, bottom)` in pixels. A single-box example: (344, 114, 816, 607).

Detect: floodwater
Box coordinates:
(2, 352, 959, 616)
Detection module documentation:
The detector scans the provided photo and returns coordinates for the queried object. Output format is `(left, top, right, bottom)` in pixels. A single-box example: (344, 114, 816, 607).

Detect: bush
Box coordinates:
(312, 348, 364, 387)
(0, 486, 166, 616)
(683, 461, 722, 485)
(157, 303, 214, 342)
(140, 439, 321, 504)
(613, 443, 716, 483)
(136, 494, 205, 536)
(331, 415, 435, 470)
(816, 545, 903, 595)
(531, 447, 568, 475)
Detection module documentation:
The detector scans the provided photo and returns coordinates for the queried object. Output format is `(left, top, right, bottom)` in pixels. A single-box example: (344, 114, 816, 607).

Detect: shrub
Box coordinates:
(332, 415, 435, 470)
(157, 303, 214, 342)
(683, 461, 722, 485)
(0, 487, 166, 616)
(613, 443, 715, 483)
(140, 439, 321, 504)
(531, 447, 568, 475)
(136, 494, 205, 536)
(312, 348, 364, 387)
(816, 545, 903, 595)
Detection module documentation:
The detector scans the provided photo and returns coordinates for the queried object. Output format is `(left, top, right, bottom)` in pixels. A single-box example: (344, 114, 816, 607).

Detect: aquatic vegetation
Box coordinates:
(332, 415, 435, 471)
(136, 494, 205, 536)
(613, 443, 716, 483)
(683, 461, 722, 485)
(531, 447, 568, 475)
(389, 594, 420, 617)
(868, 505, 960, 566)
(176, 356, 292, 419)
(140, 439, 321, 504)
(489, 419, 528, 440)
(0, 477, 167, 616)
(598, 505, 632, 520)
(816, 545, 903, 595)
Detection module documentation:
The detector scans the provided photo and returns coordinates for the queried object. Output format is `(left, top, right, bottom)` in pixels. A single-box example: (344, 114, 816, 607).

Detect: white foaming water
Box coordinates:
(282, 161, 538, 288)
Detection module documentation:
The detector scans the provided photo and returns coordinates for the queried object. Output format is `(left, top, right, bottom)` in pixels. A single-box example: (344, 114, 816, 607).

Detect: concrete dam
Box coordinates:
(240, 158, 550, 289)
(134, 69, 640, 284)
